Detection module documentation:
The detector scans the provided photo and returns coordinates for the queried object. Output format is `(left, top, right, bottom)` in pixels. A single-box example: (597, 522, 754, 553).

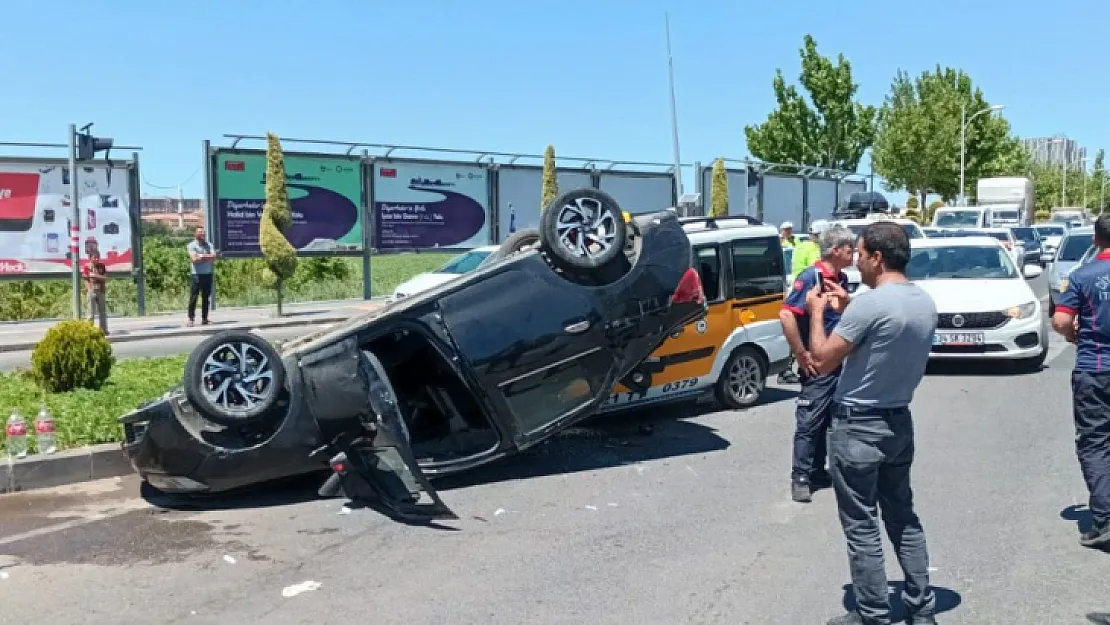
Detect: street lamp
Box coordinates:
(960, 103, 1005, 206)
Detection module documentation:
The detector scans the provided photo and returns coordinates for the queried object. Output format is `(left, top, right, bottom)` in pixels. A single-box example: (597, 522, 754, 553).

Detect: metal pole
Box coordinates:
(959, 104, 966, 206)
(132, 151, 146, 316)
(1062, 154, 1067, 207)
(68, 124, 82, 319)
(664, 13, 684, 201)
(360, 148, 372, 300)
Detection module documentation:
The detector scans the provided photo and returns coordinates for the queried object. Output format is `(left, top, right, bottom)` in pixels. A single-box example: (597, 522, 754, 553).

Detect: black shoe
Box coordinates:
(1079, 521, 1110, 549)
(826, 612, 883, 625)
(811, 469, 833, 488)
(778, 370, 800, 384)
(791, 478, 812, 503)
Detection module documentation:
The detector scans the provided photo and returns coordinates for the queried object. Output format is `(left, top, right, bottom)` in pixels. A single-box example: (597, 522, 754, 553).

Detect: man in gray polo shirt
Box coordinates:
(805, 221, 939, 625)
(187, 226, 217, 326)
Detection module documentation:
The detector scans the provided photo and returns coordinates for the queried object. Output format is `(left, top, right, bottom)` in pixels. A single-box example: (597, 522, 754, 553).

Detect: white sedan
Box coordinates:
(387, 245, 499, 303)
(905, 237, 1048, 370)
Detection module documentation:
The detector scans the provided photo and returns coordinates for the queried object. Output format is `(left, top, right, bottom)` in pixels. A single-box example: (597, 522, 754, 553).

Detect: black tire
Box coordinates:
(539, 188, 628, 273)
(487, 228, 540, 263)
(1048, 298, 1055, 316)
(184, 330, 285, 425)
(714, 346, 767, 410)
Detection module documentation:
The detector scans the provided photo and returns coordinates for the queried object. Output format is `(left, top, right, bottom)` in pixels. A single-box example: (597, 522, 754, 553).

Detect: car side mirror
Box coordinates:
(1023, 264, 1043, 280)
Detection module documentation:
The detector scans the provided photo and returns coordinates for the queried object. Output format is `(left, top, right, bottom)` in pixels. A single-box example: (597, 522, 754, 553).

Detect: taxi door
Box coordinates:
(726, 235, 788, 348)
(600, 243, 731, 412)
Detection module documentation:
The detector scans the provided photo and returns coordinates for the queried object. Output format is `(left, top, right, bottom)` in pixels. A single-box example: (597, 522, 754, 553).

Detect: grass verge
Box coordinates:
(0, 354, 187, 453)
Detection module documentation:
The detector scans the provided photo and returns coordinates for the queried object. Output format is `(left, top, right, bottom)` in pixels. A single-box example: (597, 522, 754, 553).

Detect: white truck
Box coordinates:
(976, 177, 1034, 226)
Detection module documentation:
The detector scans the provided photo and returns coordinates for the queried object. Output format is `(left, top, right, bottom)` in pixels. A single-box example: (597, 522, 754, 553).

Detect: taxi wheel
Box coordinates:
(715, 346, 766, 410)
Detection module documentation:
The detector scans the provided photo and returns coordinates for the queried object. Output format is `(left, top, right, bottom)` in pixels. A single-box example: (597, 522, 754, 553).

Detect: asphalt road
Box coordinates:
(0, 325, 314, 371)
(2, 295, 1106, 623)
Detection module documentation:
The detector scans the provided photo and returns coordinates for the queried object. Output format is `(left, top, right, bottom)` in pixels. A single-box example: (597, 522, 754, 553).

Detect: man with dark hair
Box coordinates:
(779, 225, 855, 503)
(805, 221, 939, 625)
(1051, 213, 1110, 549)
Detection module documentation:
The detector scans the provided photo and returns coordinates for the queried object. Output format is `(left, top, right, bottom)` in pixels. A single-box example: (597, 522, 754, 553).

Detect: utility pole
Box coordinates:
(664, 13, 684, 209)
(67, 124, 81, 319)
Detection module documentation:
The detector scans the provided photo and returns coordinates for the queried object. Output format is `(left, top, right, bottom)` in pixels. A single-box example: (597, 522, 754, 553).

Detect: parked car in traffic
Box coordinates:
(121, 189, 708, 521)
(1047, 226, 1095, 315)
(1035, 224, 1067, 263)
(387, 245, 499, 303)
(1010, 226, 1044, 267)
(906, 237, 1048, 370)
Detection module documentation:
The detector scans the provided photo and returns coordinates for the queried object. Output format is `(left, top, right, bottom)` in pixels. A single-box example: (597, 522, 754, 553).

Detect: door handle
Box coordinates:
(564, 320, 590, 334)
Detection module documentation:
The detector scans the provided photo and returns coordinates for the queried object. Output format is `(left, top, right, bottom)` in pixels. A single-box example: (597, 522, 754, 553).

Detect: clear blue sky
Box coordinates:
(1, 0, 1106, 204)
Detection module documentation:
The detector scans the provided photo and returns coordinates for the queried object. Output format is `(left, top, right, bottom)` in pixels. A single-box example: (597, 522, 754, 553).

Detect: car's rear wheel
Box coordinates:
(184, 330, 285, 425)
(487, 228, 540, 263)
(539, 188, 628, 273)
(715, 346, 766, 410)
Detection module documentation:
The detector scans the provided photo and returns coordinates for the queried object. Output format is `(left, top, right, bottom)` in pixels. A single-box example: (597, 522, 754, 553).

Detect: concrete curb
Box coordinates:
(0, 314, 354, 354)
(1, 443, 133, 494)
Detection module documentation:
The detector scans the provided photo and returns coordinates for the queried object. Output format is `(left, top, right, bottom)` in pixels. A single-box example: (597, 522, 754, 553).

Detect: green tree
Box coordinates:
(744, 35, 876, 171)
(710, 158, 729, 217)
(926, 199, 946, 224)
(541, 144, 558, 213)
(873, 66, 1022, 207)
(260, 132, 297, 316)
(905, 196, 919, 210)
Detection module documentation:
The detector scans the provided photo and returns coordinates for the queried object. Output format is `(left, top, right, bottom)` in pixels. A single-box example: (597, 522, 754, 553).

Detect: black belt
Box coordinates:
(832, 403, 909, 418)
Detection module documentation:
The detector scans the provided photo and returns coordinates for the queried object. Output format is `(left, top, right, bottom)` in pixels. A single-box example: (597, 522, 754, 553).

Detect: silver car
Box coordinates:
(1047, 226, 1095, 315)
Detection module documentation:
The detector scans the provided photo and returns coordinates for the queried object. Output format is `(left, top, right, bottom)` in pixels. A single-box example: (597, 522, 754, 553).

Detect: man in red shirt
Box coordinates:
(1051, 213, 1110, 549)
(83, 245, 108, 334)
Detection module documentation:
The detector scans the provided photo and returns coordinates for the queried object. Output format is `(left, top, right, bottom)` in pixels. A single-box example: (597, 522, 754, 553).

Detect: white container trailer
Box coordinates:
(976, 177, 1034, 226)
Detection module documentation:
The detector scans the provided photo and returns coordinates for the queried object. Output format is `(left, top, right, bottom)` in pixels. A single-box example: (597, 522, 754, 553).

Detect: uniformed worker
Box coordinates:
(806, 221, 938, 625)
(780, 222, 798, 249)
(1051, 213, 1110, 550)
(791, 220, 825, 279)
(779, 225, 855, 502)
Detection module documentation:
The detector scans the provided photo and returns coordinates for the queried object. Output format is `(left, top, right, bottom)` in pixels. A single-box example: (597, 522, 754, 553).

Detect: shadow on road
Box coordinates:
(141, 472, 329, 511)
(1060, 504, 1110, 554)
(925, 360, 1044, 377)
(1087, 612, 1110, 624)
(434, 409, 730, 492)
(840, 583, 962, 621)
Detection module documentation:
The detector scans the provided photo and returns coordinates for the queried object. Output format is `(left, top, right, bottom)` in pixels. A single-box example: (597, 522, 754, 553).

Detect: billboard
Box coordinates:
(495, 166, 592, 241)
(598, 172, 676, 213)
(699, 167, 755, 217)
(214, 151, 364, 257)
(808, 178, 838, 222)
(373, 161, 491, 250)
(762, 174, 804, 227)
(0, 162, 133, 276)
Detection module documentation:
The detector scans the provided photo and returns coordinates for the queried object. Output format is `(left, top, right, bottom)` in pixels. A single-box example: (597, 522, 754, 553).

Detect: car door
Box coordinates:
(729, 235, 788, 346)
(435, 256, 620, 447)
(298, 339, 455, 520)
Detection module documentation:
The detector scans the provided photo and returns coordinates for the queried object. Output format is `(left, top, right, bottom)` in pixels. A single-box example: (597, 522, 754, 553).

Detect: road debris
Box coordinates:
(494, 508, 506, 516)
(282, 580, 322, 598)
(223, 555, 237, 564)
(585, 505, 598, 511)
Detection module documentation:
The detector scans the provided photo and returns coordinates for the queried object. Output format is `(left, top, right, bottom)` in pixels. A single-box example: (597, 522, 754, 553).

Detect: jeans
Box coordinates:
(1071, 371, 1110, 526)
(828, 403, 935, 624)
(791, 371, 837, 480)
(188, 273, 213, 322)
(87, 291, 107, 332)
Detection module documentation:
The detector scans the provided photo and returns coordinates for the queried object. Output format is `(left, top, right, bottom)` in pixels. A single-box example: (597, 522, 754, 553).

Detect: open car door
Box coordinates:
(302, 340, 455, 521)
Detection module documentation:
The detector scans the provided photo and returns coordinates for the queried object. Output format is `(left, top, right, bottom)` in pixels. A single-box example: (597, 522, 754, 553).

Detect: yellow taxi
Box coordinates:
(598, 214, 792, 413)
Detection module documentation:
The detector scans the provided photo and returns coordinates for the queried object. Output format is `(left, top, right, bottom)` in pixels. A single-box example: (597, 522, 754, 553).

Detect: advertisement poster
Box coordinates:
(215, 152, 363, 256)
(0, 162, 132, 275)
(373, 161, 491, 250)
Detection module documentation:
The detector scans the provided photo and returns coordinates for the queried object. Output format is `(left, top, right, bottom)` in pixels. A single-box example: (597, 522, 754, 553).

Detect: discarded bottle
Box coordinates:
(6, 410, 29, 459)
(35, 404, 56, 455)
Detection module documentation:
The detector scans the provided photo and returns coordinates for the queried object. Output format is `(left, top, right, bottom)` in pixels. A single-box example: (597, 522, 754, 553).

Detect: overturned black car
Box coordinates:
(121, 189, 708, 521)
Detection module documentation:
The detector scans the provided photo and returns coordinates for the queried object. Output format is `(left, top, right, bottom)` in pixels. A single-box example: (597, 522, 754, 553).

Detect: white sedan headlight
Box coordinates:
(1006, 301, 1037, 319)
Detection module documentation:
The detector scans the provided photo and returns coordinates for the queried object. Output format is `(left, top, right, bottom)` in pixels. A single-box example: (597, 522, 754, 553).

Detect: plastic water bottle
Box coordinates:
(5, 410, 28, 459)
(35, 404, 56, 455)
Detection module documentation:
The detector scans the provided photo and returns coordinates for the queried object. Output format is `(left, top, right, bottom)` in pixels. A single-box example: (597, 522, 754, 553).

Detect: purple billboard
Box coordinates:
(373, 161, 491, 250)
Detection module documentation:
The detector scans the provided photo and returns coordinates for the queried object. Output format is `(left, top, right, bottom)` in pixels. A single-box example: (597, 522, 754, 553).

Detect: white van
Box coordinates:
(932, 207, 987, 229)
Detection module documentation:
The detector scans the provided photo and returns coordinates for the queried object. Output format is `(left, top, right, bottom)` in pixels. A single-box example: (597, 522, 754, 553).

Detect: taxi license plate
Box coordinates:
(933, 332, 985, 346)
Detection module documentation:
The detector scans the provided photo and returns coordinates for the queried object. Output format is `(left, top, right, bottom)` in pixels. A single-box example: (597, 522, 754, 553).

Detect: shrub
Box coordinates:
(31, 320, 115, 392)
(710, 158, 729, 217)
(906, 196, 919, 210)
(260, 132, 298, 316)
(1034, 209, 1051, 223)
(541, 144, 558, 212)
(904, 209, 921, 224)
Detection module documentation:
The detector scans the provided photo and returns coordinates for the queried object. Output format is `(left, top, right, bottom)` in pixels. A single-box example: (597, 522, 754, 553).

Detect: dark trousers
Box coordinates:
(828, 404, 934, 624)
(187, 273, 213, 322)
(791, 372, 837, 480)
(1071, 371, 1110, 526)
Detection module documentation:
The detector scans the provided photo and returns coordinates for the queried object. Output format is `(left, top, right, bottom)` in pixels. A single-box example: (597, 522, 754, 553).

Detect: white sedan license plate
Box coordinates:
(933, 332, 985, 346)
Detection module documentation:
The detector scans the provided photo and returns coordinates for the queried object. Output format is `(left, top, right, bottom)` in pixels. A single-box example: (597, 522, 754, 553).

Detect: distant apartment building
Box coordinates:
(1023, 137, 1087, 168)
(140, 196, 206, 230)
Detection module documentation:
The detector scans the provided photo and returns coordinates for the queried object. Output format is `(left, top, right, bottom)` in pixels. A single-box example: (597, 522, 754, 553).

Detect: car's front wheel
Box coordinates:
(715, 346, 766, 410)
(1016, 341, 1049, 373)
(539, 188, 628, 274)
(184, 330, 285, 425)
